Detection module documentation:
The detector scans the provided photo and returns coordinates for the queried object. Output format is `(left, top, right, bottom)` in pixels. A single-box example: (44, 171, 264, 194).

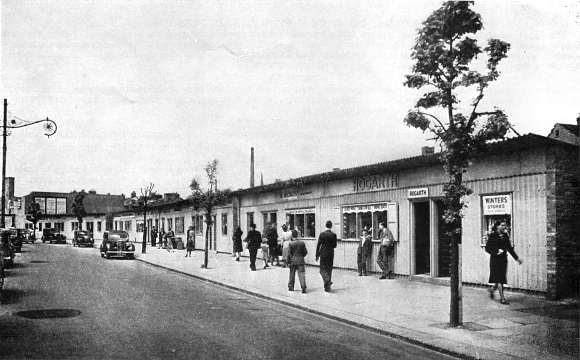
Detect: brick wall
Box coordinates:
(546, 144, 580, 299)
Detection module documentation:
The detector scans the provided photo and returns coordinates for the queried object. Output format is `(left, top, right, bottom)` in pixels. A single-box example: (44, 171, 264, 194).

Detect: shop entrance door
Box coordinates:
(413, 201, 430, 274)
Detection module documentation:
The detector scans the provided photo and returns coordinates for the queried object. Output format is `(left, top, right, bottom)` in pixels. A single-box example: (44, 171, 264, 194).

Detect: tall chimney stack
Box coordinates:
(250, 147, 255, 188)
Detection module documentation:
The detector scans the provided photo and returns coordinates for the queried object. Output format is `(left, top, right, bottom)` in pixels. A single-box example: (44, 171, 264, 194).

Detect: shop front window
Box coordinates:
(342, 203, 398, 241)
(175, 217, 184, 234)
(285, 209, 315, 238)
(247, 212, 254, 230)
(221, 214, 228, 235)
(343, 213, 356, 239)
(306, 213, 315, 238)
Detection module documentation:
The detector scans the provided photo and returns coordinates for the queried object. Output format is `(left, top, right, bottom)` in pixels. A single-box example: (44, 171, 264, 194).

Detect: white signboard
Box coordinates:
(482, 194, 512, 215)
(408, 188, 429, 199)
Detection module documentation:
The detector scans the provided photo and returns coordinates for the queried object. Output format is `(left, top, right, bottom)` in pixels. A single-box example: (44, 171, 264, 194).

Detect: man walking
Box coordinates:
(265, 222, 280, 266)
(288, 229, 308, 293)
(316, 220, 337, 292)
(377, 222, 395, 279)
(245, 223, 262, 271)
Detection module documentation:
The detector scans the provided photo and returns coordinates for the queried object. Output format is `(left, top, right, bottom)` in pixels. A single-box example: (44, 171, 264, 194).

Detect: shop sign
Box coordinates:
(482, 194, 511, 215)
(353, 174, 398, 193)
(408, 188, 428, 199)
(343, 202, 390, 213)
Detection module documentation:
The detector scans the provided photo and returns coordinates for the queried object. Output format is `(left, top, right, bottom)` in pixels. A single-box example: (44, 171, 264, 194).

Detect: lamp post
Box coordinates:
(1, 99, 57, 228)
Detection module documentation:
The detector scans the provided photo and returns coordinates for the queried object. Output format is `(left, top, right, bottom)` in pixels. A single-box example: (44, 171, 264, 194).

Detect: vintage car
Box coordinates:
(100, 231, 135, 259)
(41, 228, 67, 244)
(0, 229, 15, 267)
(72, 230, 94, 247)
(8, 228, 25, 253)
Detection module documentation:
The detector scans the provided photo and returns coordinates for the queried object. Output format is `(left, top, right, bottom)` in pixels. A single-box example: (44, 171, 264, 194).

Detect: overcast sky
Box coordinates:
(1, 0, 579, 198)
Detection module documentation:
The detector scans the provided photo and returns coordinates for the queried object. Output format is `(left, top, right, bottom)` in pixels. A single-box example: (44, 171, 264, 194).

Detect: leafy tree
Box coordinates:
(71, 190, 87, 231)
(26, 202, 43, 239)
(190, 160, 231, 268)
(138, 183, 156, 254)
(403, 1, 514, 326)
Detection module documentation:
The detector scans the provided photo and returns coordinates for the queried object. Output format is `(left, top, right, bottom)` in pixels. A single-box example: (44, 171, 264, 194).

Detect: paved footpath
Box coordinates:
(135, 247, 578, 360)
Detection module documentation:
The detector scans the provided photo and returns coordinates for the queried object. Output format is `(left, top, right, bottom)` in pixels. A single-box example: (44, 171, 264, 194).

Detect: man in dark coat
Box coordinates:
(316, 220, 337, 292)
(288, 229, 308, 293)
(377, 222, 395, 279)
(265, 223, 280, 266)
(245, 223, 262, 271)
(151, 226, 157, 247)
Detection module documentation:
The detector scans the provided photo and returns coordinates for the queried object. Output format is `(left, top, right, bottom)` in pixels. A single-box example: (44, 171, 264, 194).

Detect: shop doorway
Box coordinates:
(413, 201, 430, 274)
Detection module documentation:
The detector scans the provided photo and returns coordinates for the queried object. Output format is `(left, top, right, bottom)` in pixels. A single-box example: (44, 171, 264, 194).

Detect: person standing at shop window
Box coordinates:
(185, 226, 195, 257)
(244, 223, 262, 271)
(377, 222, 395, 279)
(151, 226, 157, 248)
(357, 230, 372, 276)
(485, 220, 523, 305)
(280, 224, 293, 268)
(232, 226, 243, 261)
(265, 222, 280, 266)
(316, 220, 337, 292)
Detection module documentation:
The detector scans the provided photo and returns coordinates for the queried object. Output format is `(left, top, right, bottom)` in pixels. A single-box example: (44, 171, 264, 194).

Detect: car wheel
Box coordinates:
(105, 251, 110, 259)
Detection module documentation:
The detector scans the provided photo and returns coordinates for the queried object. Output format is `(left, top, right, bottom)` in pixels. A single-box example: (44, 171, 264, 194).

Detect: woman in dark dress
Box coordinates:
(485, 221, 523, 304)
(232, 227, 243, 261)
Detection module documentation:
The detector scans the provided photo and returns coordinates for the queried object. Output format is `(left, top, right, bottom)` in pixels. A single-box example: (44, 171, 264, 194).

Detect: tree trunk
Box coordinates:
(141, 209, 147, 254)
(449, 172, 463, 327)
(203, 221, 210, 268)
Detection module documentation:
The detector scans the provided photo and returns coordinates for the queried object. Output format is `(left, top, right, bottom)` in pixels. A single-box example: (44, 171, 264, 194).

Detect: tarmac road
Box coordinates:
(0, 243, 458, 360)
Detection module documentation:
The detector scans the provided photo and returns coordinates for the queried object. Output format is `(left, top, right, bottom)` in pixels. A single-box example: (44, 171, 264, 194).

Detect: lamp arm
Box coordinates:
(5, 117, 57, 137)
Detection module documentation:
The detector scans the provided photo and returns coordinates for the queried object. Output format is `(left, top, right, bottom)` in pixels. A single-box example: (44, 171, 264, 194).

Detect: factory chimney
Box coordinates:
(250, 147, 255, 188)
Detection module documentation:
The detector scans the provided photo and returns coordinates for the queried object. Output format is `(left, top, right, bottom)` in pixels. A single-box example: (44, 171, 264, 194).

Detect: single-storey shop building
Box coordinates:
(230, 134, 579, 299)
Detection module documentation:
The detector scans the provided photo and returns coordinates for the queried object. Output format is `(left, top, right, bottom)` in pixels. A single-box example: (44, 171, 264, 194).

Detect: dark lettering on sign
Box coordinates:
(353, 174, 399, 192)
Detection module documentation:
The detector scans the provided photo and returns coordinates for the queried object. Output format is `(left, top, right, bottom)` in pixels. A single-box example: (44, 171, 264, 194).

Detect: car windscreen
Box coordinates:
(109, 233, 129, 241)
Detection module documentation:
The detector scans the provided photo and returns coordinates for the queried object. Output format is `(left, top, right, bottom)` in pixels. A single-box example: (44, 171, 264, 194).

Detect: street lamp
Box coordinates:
(1, 99, 57, 228)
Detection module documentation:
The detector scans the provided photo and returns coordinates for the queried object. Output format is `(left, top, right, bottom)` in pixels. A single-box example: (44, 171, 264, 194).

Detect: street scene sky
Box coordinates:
(1, 0, 579, 198)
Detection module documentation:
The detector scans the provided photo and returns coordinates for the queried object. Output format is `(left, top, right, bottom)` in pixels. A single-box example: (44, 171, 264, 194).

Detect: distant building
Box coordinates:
(548, 122, 579, 145)
(23, 191, 125, 240)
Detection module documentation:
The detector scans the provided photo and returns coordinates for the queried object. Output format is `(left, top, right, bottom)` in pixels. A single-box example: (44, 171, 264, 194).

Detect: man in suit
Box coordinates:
(377, 222, 395, 279)
(245, 223, 262, 271)
(288, 229, 308, 293)
(316, 220, 337, 292)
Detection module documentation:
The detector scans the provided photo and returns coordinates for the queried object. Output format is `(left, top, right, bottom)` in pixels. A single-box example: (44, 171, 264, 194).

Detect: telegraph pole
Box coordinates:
(1, 99, 7, 228)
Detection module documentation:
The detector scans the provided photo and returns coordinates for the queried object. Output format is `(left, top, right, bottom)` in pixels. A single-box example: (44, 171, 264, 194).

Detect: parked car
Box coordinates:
(41, 228, 66, 244)
(23, 228, 35, 243)
(73, 230, 94, 247)
(100, 231, 134, 259)
(0, 229, 15, 267)
(8, 228, 24, 253)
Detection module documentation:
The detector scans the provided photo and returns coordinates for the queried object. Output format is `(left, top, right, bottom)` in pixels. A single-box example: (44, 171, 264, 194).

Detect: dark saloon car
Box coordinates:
(100, 231, 134, 259)
(1, 229, 15, 267)
(73, 230, 94, 247)
(41, 228, 67, 244)
(8, 228, 25, 253)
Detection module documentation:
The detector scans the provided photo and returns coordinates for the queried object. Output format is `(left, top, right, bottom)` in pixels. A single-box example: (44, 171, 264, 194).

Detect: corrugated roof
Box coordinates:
(557, 123, 579, 134)
(234, 133, 576, 195)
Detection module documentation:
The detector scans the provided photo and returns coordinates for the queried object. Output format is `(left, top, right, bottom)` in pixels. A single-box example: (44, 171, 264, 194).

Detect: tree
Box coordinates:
(26, 202, 42, 239)
(71, 190, 87, 231)
(138, 183, 156, 254)
(403, 1, 514, 327)
(130, 191, 137, 199)
(190, 159, 231, 269)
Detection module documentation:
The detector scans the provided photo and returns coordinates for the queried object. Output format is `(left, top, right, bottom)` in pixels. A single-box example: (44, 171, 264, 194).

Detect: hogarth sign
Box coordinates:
(353, 174, 398, 192)
(408, 188, 429, 199)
